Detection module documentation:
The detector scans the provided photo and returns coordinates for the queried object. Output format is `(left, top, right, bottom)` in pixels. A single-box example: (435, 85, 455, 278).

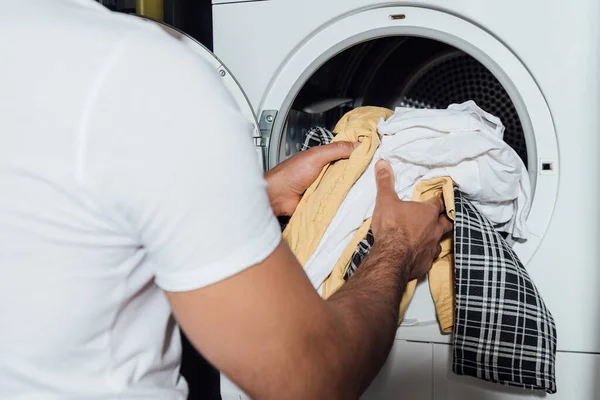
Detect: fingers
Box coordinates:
(438, 213, 454, 235)
(425, 195, 445, 215)
(375, 159, 396, 199)
(436, 244, 443, 258)
(305, 141, 355, 167)
(426, 196, 453, 236)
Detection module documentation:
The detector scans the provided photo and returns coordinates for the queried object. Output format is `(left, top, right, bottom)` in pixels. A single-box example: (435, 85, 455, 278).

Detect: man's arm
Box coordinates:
(167, 160, 451, 399)
(168, 241, 407, 400)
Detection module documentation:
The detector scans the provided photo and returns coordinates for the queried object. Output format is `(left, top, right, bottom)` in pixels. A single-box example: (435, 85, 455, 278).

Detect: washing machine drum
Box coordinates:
(286, 37, 528, 168)
(396, 51, 526, 164)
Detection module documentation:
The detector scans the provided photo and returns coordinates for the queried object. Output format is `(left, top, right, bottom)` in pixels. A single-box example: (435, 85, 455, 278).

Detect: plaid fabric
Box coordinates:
(453, 189, 557, 393)
(301, 126, 335, 151)
(344, 229, 374, 280)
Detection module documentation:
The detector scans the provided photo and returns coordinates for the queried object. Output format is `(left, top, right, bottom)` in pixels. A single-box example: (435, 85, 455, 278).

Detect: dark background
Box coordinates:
(97, 0, 214, 49)
(97, 1, 220, 399)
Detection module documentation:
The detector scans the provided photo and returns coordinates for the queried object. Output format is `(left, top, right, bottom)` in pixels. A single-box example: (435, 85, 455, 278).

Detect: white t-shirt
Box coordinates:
(0, 0, 281, 398)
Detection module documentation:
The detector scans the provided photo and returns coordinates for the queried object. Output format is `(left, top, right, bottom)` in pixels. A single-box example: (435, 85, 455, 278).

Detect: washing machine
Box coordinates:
(144, 0, 599, 398)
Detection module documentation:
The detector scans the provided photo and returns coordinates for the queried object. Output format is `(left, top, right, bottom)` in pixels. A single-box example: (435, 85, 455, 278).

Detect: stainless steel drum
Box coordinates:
(283, 37, 528, 167)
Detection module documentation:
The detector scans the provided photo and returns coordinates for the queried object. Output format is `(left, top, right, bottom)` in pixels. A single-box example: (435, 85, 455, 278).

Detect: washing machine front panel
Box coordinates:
(214, 0, 600, 353)
(213, 0, 570, 113)
(211, 0, 254, 3)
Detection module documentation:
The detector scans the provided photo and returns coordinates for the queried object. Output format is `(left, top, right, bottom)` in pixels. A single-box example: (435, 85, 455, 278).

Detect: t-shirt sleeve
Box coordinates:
(82, 25, 282, 291)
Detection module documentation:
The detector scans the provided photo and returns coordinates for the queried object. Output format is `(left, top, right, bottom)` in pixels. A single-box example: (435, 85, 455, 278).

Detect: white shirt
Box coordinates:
(0, 1, 281, 398)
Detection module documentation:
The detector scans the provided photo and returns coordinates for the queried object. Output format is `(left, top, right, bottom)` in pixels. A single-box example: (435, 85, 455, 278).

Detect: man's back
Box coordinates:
(0, 1, 187, 398)
(0, 1, 280, 398)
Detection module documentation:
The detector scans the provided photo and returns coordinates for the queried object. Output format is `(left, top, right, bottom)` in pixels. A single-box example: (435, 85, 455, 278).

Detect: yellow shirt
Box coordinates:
(282, 106, 394, 265)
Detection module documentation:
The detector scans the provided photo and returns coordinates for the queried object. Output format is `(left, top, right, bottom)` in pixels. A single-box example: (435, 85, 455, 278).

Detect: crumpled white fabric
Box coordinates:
(303, 101, 531, 291)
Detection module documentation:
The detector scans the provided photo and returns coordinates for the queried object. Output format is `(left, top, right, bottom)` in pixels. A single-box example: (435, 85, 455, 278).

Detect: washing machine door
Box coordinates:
(136, 18, 266, 169)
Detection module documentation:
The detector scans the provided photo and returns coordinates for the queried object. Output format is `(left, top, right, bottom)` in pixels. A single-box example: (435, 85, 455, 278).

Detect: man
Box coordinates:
(0, 1, 452, 399)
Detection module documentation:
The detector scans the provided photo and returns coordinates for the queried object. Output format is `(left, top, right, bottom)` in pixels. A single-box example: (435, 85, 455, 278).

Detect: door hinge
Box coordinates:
(256, 110, 278, 170)
(253, 136, 267, 147)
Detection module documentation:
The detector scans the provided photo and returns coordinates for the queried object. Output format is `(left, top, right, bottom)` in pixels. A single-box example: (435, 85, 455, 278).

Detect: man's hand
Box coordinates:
(265, 141, 355, 216)
(320, 159, 453, 395)
(371, 159, 453, 281)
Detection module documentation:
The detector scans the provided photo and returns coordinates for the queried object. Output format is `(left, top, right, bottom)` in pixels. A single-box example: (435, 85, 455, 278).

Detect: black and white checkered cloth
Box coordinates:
(344, 229, 374, 281)
(301, 126, 335, 151)
(453, 189, 557, 393)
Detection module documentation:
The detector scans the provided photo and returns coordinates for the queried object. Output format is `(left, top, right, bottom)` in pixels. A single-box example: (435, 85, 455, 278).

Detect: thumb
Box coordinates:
(306, 141, 356, 167)
(375, 159, 396, 198)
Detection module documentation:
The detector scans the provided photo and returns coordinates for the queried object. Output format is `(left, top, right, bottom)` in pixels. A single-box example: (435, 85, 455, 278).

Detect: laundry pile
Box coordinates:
(282, 102, 557, 393)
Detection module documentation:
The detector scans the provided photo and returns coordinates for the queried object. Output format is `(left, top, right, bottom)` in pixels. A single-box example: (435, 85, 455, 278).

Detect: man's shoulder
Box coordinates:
(26, 1, 184, 62)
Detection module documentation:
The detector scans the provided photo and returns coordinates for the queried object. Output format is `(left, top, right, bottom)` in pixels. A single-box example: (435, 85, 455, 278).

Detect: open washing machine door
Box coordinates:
(257, 5, 560, 342)
(137, 17, 268, 170)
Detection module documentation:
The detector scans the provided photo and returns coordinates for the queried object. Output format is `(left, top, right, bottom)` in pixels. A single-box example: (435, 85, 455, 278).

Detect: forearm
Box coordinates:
(240, 244, 412, 400)
(264, 172, 291, 217)
(323, 244, 412, 396)
(169, 238, 414, 400)
(245, 246, 411, 400)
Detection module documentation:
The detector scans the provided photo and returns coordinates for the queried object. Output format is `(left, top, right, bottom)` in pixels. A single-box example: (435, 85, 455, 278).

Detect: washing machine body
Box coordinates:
(207, 0, 598, 398)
